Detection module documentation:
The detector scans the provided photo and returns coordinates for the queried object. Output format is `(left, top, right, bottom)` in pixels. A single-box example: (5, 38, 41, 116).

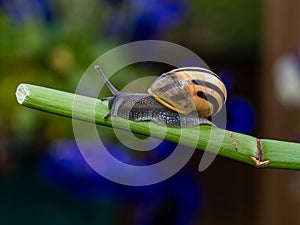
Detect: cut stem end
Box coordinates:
(15, 84, 30, 105)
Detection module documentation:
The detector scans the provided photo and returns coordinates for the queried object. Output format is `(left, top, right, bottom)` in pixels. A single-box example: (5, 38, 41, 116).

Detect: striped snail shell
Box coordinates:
(148, 67, 227, 118)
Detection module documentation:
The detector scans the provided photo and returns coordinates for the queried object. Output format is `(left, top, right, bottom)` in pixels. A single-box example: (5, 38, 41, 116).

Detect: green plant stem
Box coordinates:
(15, 83, 300, 170)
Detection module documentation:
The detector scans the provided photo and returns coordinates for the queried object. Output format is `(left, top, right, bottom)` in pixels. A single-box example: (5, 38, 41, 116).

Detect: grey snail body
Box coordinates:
(95, 65, 226, 127)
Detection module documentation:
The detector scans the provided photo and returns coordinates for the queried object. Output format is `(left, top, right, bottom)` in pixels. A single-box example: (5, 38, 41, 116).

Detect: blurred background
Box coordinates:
(1, 0, 300, 224)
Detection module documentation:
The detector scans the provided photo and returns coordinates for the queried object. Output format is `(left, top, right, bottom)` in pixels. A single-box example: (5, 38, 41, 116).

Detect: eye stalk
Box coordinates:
(94, 65, 120, 96)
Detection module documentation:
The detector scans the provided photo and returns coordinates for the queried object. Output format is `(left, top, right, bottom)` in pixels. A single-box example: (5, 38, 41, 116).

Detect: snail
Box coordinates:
(94, 65, 227, 127)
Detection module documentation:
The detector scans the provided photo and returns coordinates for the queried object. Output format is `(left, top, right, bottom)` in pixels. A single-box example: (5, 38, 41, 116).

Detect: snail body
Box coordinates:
(95, 65, 227, 127)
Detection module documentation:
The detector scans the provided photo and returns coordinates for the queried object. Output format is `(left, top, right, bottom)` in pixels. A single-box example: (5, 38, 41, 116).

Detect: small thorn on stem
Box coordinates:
(249, 156, 270, 167)
(235, 142, 239, 152)
(229, 131, 233, 142)
(229, 131, 238, 151)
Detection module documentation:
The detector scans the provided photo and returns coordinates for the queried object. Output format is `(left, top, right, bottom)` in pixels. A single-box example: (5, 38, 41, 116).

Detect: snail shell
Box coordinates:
(148, 67, 227, 118)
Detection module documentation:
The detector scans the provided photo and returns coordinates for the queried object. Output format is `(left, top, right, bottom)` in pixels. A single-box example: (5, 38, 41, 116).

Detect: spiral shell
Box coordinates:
(148, 67, 227, 118)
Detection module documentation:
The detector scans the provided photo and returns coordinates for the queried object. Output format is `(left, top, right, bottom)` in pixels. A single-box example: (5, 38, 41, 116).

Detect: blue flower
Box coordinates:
(218, 70, 256, 134)
(38, 138, 202, 224)
(104, 0, 189, 41)
(1, 0, 53, 23)
(226, 96, 255, 134)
